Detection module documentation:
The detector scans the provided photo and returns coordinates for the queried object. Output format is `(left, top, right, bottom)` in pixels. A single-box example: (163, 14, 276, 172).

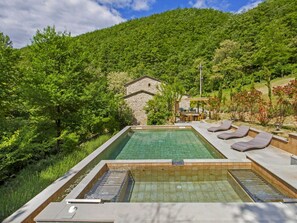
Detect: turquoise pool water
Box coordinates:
(83, 167, 290, 203)
(115, 129, 223, 160)
(84, 168, 252, 202)
(56, 128, 224, 201)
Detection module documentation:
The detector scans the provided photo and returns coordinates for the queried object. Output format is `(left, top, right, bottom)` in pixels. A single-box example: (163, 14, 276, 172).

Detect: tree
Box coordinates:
(146, 82, 184, 124)
(207, 96, 221, 120)
(212, 40, 243, 90)
(262, 66, 273, 104)
(161, 82, 185, 123)
(231, 89, 262, 122)
(0, 33, 20, 134)
(288, 80, 297, 126)
(23, 27, 94, 152)
(0, 28, 134, 181)
(273, 79, 297, 129)
(107, 72, 132, 95)
(0, 33, 13, 107)
(145, 95, 171, 125)
(253, 21, 293, 78)
(0, 33, 24, 182)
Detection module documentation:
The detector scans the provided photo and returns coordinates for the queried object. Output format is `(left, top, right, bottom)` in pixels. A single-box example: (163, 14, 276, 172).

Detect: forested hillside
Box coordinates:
(76, 0, 297, 93)
(76, 8, 230, 90)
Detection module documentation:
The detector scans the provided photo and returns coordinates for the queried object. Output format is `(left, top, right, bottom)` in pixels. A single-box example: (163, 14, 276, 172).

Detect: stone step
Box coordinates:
(229, 169, 288, 202)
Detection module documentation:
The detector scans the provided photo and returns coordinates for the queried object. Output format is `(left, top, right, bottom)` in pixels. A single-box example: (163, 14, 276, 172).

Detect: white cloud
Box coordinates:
(237, 0, 263, 13)
(96, 0, 132, 8)
(0, 0, 126, 48)
(132, 0, 156, 11)
(96, 0, 156, 11)
(192, 0, 207, 8)
(190, 0, 230, 11)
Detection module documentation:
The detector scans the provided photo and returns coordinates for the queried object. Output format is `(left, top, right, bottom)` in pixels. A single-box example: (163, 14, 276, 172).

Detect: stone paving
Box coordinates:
(7, 123, 297, 223)
(188, 121, 297, 191)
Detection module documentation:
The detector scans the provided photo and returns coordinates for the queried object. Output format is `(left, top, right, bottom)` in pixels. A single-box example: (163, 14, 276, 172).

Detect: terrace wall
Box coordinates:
(232, 125, 297, 155)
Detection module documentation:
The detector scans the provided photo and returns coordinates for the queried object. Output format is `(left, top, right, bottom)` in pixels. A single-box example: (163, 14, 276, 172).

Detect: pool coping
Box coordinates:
(35, 201, 297, 223)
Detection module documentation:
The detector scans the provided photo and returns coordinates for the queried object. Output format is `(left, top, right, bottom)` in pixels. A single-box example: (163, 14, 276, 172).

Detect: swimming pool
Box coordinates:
(81, 163, 291, 203)
(32, 125, 297, 223)
(53, 127, 224, 202)
(112, 128, 224, 160)
(128, 169, 244, 202)
(77, 161, 290, 203)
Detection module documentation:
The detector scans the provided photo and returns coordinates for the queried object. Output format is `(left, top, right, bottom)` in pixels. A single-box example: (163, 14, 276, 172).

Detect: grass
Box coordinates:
(0, 134, 110, 221)
(254, 77, 295, 95)
(209, 75, 295, 100)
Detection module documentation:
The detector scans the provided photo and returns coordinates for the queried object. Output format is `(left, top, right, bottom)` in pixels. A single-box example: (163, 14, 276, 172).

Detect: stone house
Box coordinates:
(124, 76, 162, 125)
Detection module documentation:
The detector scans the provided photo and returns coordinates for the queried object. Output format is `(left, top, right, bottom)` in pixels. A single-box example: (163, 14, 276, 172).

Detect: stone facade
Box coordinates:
(124, 76, 161, 125)
(179, 95, 191, 110)
(124, 91, 155, 125)
(125, 76, 160, 95)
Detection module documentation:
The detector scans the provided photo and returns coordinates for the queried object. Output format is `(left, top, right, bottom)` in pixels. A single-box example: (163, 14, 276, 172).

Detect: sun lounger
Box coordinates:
(231, 132, 273, 152)
(207, 120, 232, 132)
(217, 125, 250, 140)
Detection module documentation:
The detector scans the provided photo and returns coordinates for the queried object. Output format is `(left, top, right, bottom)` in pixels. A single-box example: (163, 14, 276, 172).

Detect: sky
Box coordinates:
(0, 0, 264, 48)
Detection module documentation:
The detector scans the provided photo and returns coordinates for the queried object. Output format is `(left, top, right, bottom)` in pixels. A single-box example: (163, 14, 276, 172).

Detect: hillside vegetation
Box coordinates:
(76, 0, 297, 93)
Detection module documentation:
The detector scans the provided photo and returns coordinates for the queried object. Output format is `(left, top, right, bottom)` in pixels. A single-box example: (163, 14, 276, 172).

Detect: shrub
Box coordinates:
(272, 81, 295, 128)
(207, 96, 221, 120)
(231, 89, 262, 122)
(0, 126, 52, 182)
(256, 102, 272, 126)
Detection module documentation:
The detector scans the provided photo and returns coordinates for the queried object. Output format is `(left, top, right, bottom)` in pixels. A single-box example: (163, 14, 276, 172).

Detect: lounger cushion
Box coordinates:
(207, 120, 232, 132)
(231, 132, 273, 152)
(217, 126, 250, 140)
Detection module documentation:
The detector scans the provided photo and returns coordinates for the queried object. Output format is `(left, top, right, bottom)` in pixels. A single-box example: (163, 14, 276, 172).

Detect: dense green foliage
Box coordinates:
(77, 8, 230, 92)
(146, 82, 185, 124)
(0, 28, 133, 183)
(76, 0, 297, 93)
(0, 134, 110, 221)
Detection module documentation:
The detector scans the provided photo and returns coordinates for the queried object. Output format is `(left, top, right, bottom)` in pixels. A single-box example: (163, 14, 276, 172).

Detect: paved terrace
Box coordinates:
(36, 202, 297, 223)
(35, 122, 297, 223)
(185, 121, 297, 192)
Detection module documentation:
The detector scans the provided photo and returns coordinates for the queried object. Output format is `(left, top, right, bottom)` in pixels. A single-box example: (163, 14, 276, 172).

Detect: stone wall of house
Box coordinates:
(125, 92, 154, 125)
(126, 77, 161, 95)
(179, 96, 191, 110)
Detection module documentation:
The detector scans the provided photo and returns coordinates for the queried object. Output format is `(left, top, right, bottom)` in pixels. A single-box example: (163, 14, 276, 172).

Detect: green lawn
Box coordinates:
(210, 75, 296, 105)
(210, 75, 295, 99)
(254, 77, 295, 95)
(0, 135, 110, 221)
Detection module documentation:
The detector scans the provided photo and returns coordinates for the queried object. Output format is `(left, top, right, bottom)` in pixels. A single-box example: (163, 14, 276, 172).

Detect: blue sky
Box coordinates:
(116, 0, 263, 20)
(0, 0, 263, 48)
